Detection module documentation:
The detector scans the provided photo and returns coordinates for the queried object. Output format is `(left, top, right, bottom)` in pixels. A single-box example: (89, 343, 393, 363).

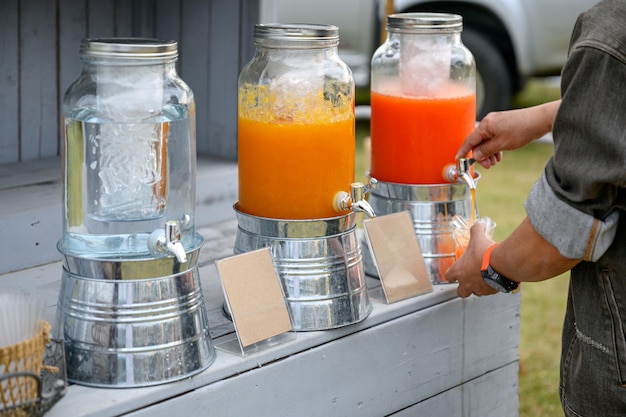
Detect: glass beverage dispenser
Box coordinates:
(235, 24, 376, 330)
(365, 13, 478, 284)
(55, 38, 215, 387)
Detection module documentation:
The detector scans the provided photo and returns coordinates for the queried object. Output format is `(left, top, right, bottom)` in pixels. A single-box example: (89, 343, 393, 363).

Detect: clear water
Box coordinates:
(59, 104, 197, 258)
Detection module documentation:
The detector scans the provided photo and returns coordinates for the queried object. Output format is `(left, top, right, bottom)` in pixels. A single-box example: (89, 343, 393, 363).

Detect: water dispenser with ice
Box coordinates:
(55, 38, 216, 387)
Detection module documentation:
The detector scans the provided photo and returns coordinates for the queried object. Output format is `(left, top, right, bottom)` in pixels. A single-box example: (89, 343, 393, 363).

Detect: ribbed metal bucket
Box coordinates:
(363, 179, 476, 284)
(234, 205, 372, 331)
(54, 238, 216, 388)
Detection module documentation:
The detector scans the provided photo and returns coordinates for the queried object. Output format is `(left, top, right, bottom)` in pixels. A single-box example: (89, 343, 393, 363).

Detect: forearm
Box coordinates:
(490, 216, 579, 283)
(528, 99, 561, 139)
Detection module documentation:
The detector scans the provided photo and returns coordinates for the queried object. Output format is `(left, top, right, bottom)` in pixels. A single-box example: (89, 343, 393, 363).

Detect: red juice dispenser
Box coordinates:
(365, 13, 479, 284)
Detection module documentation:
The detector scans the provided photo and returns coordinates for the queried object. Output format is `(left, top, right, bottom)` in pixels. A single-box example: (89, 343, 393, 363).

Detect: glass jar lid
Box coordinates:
(253, 23, 339, 48)
(387, 13, 462, 33)
(80, 38, 178, 61)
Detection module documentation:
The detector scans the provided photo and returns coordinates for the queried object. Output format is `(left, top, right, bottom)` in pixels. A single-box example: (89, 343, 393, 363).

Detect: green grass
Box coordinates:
(355, 78, 567, 417)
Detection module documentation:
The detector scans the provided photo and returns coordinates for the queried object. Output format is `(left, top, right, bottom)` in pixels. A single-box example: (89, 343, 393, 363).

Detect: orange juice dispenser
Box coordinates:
(365, 13, 478, 284)
(235, 23, 376, 330)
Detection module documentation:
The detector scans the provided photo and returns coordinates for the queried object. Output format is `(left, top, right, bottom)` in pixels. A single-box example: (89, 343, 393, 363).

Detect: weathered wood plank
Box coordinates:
(104, 295, 519, 417)
(0, 1, 19, 163)
(132, 0, 157, 37)
(87, 0, 116, 37)
(205, 0, 241, 159)
(391, 363, 518, 416)
(113, 0, 134, 37)
(58, 0, 87, 142)
(179, 0, 210, 157)
(126, 301, 462, 417)
(0, 180, 62, 274)
(19, 0, 59, 161)
(0, 156, 60, 190)
(154, 0, 182, 43)
(463, 294, 521, 381)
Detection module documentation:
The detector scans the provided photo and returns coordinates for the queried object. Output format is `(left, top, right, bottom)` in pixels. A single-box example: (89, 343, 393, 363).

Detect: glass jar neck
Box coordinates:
(386, 12, 463, 34)
(387, 30, 461, 45)
(253, 23, 339, 50)
(80, 59, 178, 76)
(79, 38, 178, 67)
(78, 41, 179, 122)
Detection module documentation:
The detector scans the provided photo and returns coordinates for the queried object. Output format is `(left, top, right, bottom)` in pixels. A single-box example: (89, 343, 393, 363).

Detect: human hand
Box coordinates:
(444, 220, 498, 298)
(455, 100, 560, 169)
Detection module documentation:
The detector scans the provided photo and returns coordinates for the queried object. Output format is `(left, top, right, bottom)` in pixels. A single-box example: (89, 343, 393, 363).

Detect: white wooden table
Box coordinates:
(0, 159, 520, 417)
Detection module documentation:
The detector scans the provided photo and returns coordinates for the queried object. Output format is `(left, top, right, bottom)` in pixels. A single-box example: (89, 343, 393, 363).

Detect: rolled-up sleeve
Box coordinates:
(525, 175, 619, 261)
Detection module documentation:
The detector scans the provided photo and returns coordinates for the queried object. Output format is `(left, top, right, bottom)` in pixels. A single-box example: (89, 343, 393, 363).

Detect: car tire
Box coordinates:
(462, 28, 512, 119)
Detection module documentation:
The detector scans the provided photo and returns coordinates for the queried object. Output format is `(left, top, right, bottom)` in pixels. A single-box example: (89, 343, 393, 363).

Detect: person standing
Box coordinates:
(445, 1, 626, 415)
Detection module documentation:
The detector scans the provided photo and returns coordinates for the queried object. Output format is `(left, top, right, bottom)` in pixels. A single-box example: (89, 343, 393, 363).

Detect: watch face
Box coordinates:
(481, 266, 519, 293)
(484, 277, 509, 293)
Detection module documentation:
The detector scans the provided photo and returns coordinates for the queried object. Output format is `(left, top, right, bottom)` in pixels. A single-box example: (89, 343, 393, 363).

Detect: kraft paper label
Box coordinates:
(216, 248, 292, 347)
(363, 211, 433, 303)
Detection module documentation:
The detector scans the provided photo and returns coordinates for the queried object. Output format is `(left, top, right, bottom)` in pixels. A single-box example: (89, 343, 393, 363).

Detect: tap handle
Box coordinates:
(334, 178, 378, 213)
(148, 220, 187, 262)
(165, 220, 182, 242)
(444, 158, 476, 182)
(456, 157, 476, 175)
(365, 177, 378, 194)
(354, 178, 378, 198)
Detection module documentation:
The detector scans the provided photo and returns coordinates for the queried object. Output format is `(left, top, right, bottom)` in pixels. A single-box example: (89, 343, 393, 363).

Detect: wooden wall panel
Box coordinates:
(179, 0, 211, 156)
(0, 1, 19, 163)
(204, 0, 241, 159)
(58, 0, 88, 145)
(86, 1, 116, 37)
(19, 0, 59, 161)
(0, 0, 259, 165)
(154, 0, 182, 42)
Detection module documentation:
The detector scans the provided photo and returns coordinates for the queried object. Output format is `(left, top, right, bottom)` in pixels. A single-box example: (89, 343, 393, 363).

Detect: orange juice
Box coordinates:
(238, 116, 355, 219)
(370, 89, 475, 184)
(455, 240, 468, 260)
(470, 188, 476, 222)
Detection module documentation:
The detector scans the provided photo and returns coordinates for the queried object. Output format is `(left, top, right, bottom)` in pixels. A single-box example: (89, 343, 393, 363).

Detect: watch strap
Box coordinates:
(481, 242, 498, 271)
(481, 242, 520, 293)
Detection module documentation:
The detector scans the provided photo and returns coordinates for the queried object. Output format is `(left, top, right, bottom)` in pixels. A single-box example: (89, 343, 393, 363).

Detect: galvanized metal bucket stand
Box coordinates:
(54, 236, 216, 388)
(362, 178, 477, 284)
(232, 204, 372, 331)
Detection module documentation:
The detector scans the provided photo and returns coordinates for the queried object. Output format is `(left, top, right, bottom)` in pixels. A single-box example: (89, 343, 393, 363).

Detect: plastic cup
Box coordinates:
(452, 215, 496, 259)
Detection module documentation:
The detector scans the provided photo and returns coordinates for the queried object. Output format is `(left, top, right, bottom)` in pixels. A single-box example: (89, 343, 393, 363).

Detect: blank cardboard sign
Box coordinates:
(363, 211, 433, 303)
(216, 247, 292, 348)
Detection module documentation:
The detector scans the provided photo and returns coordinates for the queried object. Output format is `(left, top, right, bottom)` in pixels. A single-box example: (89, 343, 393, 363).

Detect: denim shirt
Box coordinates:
(525, 1, 626, 262)
(524, 1, 626, 415)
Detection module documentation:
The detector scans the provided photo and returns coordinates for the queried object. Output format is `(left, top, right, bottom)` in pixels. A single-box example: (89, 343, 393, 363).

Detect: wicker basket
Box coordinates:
(0, 321, 51, 414)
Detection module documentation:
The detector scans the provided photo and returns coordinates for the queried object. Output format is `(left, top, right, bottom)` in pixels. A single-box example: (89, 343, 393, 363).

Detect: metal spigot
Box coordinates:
(148, 220, 188, 263)
(443, 158, 476, 190)
(334, 178, 378, 218)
